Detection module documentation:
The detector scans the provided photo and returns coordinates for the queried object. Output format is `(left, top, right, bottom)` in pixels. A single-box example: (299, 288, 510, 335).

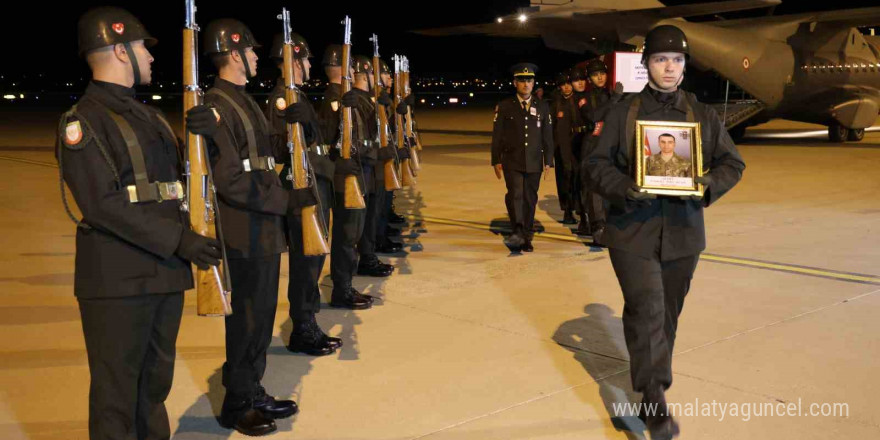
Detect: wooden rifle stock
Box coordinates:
(371, 39, 401, 191)
(340, 23, 366, 209)
(281, 10, 330, 256)
(402, 62, 421, 174)
(184, 1, 231, 316)
(393, 56, 416, 187)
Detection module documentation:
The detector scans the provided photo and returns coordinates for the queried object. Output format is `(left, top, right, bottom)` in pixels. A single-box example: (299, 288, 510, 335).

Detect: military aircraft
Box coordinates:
(420, 0, 880, 142)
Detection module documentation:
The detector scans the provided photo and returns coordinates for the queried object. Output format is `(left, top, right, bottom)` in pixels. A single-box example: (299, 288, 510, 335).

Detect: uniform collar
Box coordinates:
(214, 77, 247, 94)
(86, 80, 138, 114)
(640, 85, 688, 114)
(517, 94, 532, 105)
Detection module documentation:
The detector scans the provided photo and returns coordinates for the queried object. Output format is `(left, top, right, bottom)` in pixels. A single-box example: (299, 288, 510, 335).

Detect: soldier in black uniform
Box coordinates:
(59, 7, 220, 439)
(184, 19, 301, 436)
(317, 45, 374, 309)
(569, 66, 592, 236)
(265, 33, 341, 356)
(551, 69, 577, 225)
(348, 55, 395, 278)
(375, 59, 407, 253)
(581, 59, 624, 245)
(586, 25, 745, 439)
(491, 63, 554, 253)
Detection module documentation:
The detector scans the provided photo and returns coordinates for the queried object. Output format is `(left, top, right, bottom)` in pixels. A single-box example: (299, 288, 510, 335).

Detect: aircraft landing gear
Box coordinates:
(828, 123, 849, 142)
(728, 125, 746, 143)
(847, 128, 865, 142)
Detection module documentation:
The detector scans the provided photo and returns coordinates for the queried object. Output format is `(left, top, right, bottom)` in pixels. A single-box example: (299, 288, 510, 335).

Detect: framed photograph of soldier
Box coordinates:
(634, 121, 704, 197)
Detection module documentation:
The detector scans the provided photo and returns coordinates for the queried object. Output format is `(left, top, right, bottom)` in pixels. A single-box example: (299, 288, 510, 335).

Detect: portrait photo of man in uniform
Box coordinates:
(640, 125, 699, 192)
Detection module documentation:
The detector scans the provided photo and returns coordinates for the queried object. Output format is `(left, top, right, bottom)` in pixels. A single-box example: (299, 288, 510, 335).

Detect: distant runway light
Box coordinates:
(152, 95, 162, 101)
(3, 95, 15, 100)
(497, 17, 503, 23)
(469, 92, 474, 97)
(420, 98, 426, 103)
(518, 14, 527, 23)
(19, 94, 24, 99)
(449, 97, 459, 103)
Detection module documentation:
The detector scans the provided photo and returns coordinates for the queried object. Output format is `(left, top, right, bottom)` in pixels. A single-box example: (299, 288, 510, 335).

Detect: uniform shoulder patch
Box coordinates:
(64, 120, 83, 146)
(331, 101, 340, 112)
(557, 111, 564, 119)
(592, 121, 604, 136)
(275, 97, 287, 111)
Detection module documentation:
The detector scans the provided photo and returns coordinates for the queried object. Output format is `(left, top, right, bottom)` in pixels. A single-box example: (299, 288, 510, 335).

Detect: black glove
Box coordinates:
(378, 146, 395, 161)
(404, 93, 415, 106)
(397, 147, 410, 160)
(377, 91, 393, 106)
(283, 101, 310, 125)
(613, 82, 624, 96)
(396, 101, 409, 115)
(334, 157, 361, 176)
(185, 105, 219, 138)
(175, 229, 221, 270)
(341, 91, 359, 108)
(289, 188, 318, 209)
(694, 174, 713, 188)
(626, 186, 656, 207)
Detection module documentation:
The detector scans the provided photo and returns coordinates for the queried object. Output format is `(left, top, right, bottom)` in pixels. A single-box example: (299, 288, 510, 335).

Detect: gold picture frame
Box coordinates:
(634, 120, 704, 197)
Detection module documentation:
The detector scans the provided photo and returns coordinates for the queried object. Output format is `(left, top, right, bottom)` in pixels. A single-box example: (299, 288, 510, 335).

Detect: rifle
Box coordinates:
(339, 16, 366, 209)
(279, 8, 330, 256)
(406, 58, 425, 153)
(183, 0, 231, 316)
(402, 57, 421, 174)
(394, 55, 416, 187)
(369, 34, 402, 191)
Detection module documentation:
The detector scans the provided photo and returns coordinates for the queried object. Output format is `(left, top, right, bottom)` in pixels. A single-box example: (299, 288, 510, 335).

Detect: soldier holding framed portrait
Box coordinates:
(585, 25, 745, 440)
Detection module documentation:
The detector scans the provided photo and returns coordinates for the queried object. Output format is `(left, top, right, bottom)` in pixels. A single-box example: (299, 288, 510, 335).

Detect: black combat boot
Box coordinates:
(219, 394, 277, 436)
(641, 385, 680, 440)
(253, 385, 299, 419)
(288, 314, 337, 356)
(330, 287, 373, 310)
(562, 210, 577, 224)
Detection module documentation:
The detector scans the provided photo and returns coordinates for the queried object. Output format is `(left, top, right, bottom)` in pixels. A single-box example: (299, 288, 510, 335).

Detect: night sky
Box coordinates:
(6, 0, 879, 86)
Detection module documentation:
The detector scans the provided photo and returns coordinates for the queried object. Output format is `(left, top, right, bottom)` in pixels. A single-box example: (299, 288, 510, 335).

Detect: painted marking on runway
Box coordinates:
(413, 215, 880, 286)
(0, 155, 57, 168)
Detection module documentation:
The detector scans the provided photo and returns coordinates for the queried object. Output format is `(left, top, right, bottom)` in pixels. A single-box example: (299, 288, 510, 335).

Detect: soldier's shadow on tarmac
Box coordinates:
(552, 303, 647, 439)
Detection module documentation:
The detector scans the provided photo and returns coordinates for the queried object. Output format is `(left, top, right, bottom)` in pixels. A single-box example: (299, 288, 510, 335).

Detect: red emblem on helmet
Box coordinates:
(294, 46, 301, 53)
(231, 33, 241, 43)
(112, 23, 125, 35)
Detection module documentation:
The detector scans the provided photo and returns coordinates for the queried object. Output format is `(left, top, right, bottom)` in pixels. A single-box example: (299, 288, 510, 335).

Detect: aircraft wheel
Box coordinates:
(728, 125, 746, 143)
(846, 128, 865, 142)
(828, 124, 849, 142)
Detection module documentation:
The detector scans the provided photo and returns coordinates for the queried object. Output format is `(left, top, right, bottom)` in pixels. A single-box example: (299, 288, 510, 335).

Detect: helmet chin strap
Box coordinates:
(238, 49, 254, 79)
(297, 58, 309, 83)
(124, 42, 141, 86)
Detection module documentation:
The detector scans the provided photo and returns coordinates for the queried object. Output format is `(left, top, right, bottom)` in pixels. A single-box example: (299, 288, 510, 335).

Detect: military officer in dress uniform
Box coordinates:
(580, 58, 624, 244)
(265, 33, 341, 356)
(317, 45, 374, 309)
(586, 25, 745, 439)
(184, 19, 303, 436)
(551, 69, 577, 224)
(59, 7, 220, 439)
(347, 55, 395, 278)
(375, 58, 407, 253)
(644, 133, 692, 177)
(491, 63, 554, 253)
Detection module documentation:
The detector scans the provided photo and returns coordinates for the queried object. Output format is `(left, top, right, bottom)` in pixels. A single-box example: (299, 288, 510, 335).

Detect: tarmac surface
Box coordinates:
(0, 105, 879, 439)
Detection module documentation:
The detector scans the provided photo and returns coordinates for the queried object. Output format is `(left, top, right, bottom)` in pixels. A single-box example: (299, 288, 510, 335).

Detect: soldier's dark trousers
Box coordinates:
(223, 255, 281, 398)
(78, 292, 183, 440)
(569, 133, 585, 215)
(332, 192, 367, 291)
(376, 189, 394, 239)
(358, 164, 384, 260)
(288, 176, 333, 320)
(503, 168, 541, 239)
(608, 248, 700, 392)
(581, 137, 606, 229)
(554, 146, 569, 211)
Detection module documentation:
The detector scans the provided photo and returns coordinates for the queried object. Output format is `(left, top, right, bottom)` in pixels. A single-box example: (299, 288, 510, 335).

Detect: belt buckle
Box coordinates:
(268, 156, 276, 169)
(157, 181, 184, 202)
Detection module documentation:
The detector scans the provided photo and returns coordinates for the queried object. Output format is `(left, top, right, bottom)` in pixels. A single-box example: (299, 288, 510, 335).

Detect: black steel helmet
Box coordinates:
(379, 59, 390, 75)
(203, 19, 260, 55)
(642, 24, 689, 63)
(322, 44, 343, 66)
(352, 55, 373, 74)
(570, 66, 588, 81)
(586, 59, 608, 75)
(270, 32, 311, 60)
(555, 69, 572, 86)
(77, 6, 157, 57)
